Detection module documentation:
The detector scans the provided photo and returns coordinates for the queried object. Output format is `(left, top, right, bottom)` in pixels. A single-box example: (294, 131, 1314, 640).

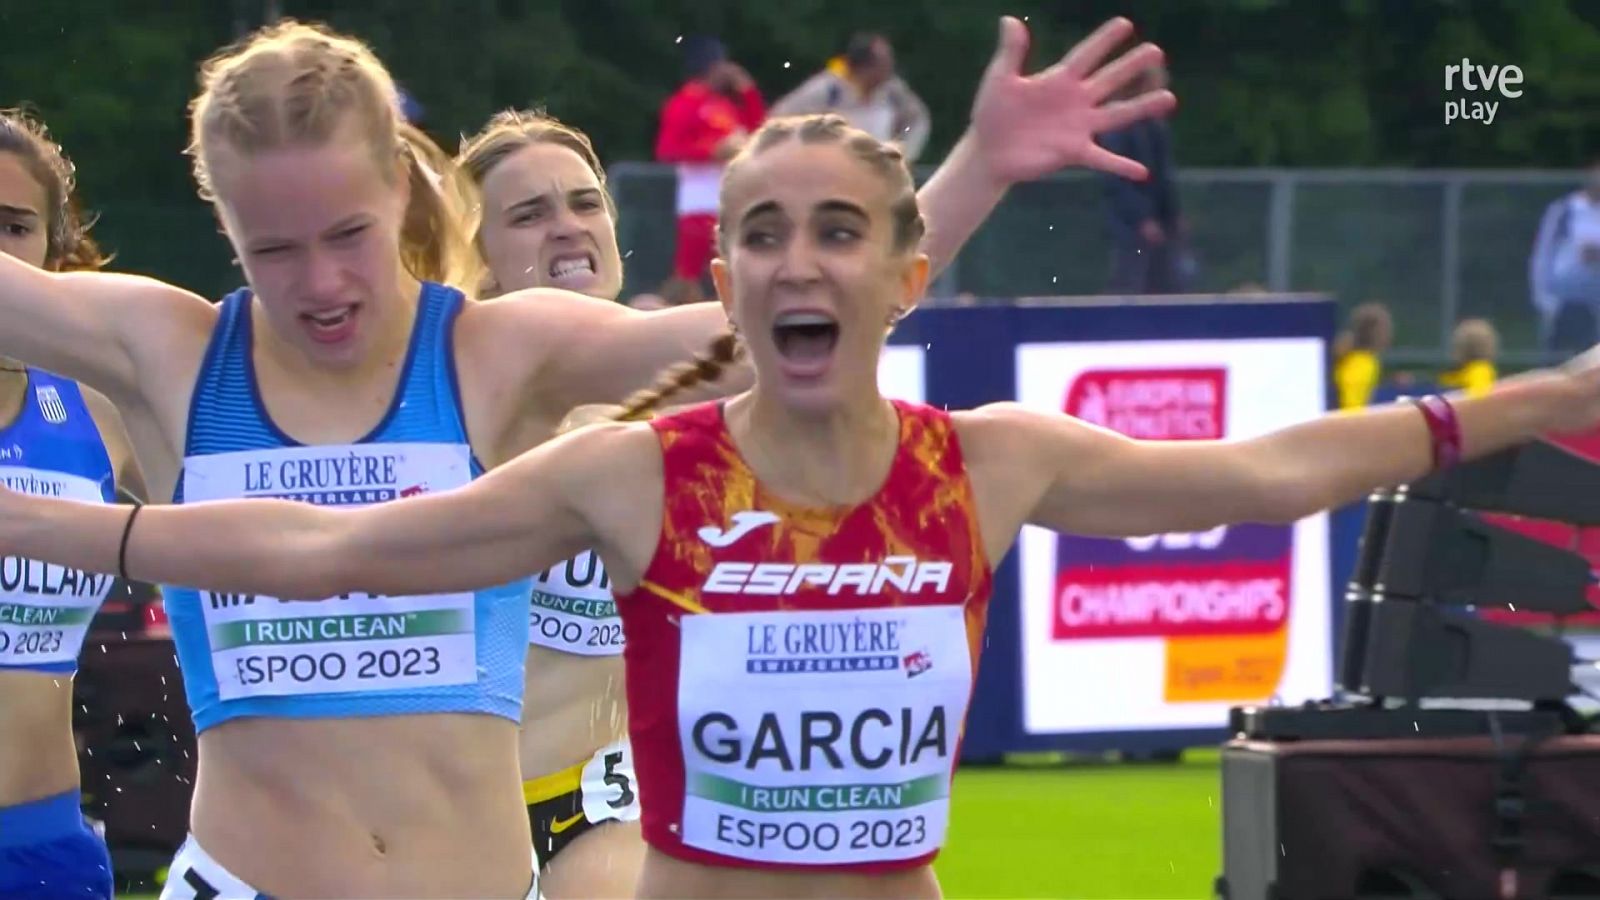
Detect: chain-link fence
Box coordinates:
(90, 163, 1584, 369)
(611, 162, 1585, 367)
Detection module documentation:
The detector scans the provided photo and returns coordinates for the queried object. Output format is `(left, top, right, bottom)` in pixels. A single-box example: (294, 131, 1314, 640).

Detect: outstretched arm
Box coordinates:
(973, 363, 1600, 540)
(0, 422, 623, 601)
(480, 288, 751, 422)
(916, 16, 1176, 279)
(0, 251, 213, 403)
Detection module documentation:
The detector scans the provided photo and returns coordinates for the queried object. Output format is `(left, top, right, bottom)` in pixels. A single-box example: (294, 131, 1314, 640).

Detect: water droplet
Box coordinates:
(1052, 276, 1058, 284)
(783, 61, 791, 69)
(675, 35, 683, 44)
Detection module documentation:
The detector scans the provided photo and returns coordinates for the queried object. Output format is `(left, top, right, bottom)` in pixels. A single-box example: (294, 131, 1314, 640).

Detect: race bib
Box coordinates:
(528, 551, 623, 657)
(579, 739, 642, 823)
(181, 443, 478, 700)
(0, 466, 114, 667)
(677, 605, 972, 866)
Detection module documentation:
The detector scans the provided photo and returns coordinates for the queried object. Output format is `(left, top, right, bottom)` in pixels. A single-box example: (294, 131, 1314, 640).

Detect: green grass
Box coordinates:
(937, 752, 1221, 899)
(123, 754, 1221, 900)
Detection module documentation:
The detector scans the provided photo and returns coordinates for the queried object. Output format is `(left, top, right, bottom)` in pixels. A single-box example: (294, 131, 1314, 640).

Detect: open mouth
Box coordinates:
(772, 311, 840, 375)
(300, 304, 359, 343)
(547, 253, 597, 288)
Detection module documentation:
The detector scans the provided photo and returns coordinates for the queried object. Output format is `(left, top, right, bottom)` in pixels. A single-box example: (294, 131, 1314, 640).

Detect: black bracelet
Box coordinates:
(118, 502, 143, 583)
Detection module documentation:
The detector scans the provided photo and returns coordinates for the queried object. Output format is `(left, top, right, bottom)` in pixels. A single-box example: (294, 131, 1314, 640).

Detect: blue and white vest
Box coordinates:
(166, 283, 531, 732)
(0, 369, 116, 674)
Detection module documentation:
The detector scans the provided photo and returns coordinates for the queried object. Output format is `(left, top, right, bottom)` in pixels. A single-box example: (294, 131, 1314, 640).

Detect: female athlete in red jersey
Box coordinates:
(448, 18, 1173, 897)
(8, 104, 1600, 897)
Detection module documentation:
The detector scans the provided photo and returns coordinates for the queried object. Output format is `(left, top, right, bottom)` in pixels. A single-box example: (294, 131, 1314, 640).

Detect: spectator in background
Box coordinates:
(1097, 64, 1188, 294)
(1530, 160, 1600, 354)
(1438, 318, 1500, 397)
(1331, 301, 1393, 410)
(769, 32, 931, 163)
(654, 35, 764, 305)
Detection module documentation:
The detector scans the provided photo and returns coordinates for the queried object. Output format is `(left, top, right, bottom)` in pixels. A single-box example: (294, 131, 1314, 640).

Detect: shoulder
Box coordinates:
(456, 287, 625, 364)
(1334, 350, 1377, 378)
(886, 76, 918, 97)
(1348, 351, 1381, 377)
(951, 403, 1050, 470)
(952, 402, 1124, 468)
(803, 70, 841, 90)
(87, 270, 219, 330)
(513, 415, 661, 495)
(553, 418, 661, 465)
(105, 275, 220, 381)
(461, 286, 625, 331)
(665, 83, 706, 106)
(541, 418, 663, 519)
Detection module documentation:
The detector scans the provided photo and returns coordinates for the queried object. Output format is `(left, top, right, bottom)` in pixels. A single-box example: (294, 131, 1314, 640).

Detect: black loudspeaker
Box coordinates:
(74, 632, 196, 878)
(1218, 735, 1600, 900)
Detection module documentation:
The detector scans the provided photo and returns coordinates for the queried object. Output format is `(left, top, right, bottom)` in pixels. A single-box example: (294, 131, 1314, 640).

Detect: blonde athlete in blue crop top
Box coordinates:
(0, 23, 748, 898)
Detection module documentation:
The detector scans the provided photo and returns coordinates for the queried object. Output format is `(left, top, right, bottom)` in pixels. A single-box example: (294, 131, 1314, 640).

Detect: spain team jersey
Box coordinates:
(615, 399, 993, 873)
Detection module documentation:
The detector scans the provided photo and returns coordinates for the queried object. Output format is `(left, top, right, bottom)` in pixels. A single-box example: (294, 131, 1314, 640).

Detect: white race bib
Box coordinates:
(0, 466, 114, 667)
(677, 605, 972, 866)
(181, 443, 478, 700)
(528, 551, 623, 657)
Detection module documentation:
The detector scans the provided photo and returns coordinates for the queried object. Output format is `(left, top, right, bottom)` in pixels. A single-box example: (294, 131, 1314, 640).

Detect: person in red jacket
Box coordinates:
(656, 36, 765, 305)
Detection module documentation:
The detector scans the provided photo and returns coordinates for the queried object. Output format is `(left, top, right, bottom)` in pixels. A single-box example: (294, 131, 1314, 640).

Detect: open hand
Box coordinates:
(969, 16, 1177, 185)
